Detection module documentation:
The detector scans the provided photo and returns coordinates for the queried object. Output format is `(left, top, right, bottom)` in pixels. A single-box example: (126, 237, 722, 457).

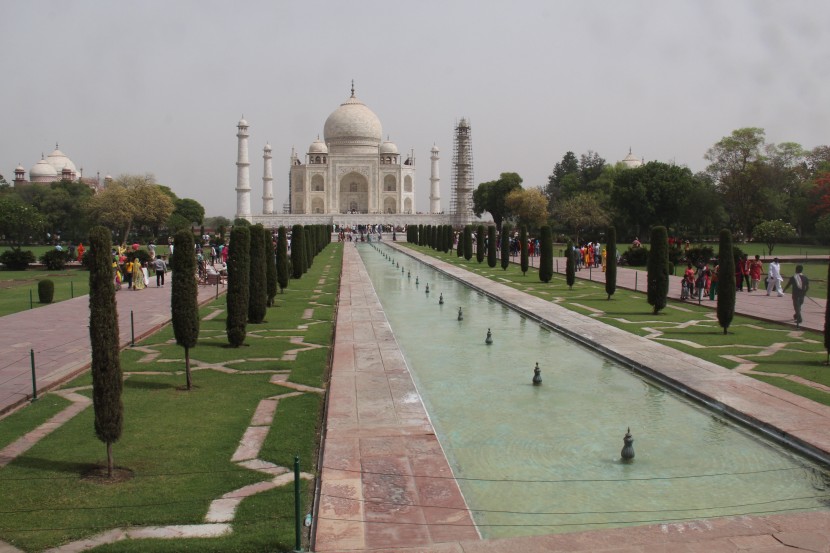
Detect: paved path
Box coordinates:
(0, 277, 224, 417)
(351, 242, 830, 553)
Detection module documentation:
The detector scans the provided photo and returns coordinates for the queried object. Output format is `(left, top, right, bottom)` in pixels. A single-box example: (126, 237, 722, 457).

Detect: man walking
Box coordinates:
(783, 265, 810, 327)
(154, 255, 168, 287)
(766, 257, 783, 297)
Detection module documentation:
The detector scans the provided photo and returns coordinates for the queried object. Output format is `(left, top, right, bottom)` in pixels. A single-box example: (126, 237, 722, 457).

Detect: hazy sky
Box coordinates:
(2, 1, 828, 218)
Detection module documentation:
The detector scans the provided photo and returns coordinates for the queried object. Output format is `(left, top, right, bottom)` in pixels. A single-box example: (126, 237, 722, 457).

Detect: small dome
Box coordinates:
(380, 139, 398, 155)
(264, 142, 272, 152)
(238, 117, 248, 127)
(621, 148, 642, 169)
(15, 163, 25, 172)
(308, 137, 328, 154)
(431, 144, 439, 153)
(30, 158, 58, 180)
(323, 91, 383, 147)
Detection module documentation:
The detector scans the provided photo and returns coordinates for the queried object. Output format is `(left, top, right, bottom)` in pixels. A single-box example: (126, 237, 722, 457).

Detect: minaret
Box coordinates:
(451, 118, 474, 222)
(262, 143, 273, 214)
(429, 144, 441, 214)
(235, 116, 251, 219)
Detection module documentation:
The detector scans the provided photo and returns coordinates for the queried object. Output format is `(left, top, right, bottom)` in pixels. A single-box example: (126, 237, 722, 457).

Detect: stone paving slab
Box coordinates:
(0, 280, 223, 417)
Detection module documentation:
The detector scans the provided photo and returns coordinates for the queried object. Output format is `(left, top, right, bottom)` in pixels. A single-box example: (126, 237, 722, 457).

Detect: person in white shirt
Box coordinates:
(766, 257, 783, 297)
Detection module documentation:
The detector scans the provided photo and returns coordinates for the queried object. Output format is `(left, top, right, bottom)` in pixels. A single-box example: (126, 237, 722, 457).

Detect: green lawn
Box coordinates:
(0, 268, 90, 316)
(403, 244, 830, 406)
(0, 243, 342, 552)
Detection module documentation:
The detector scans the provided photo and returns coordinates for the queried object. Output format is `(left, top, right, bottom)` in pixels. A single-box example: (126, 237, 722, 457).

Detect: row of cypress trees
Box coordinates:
(409, 224, 454, 253)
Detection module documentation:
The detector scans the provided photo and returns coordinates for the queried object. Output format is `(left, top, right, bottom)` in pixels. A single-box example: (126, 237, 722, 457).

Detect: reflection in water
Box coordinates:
(359, 244, 830, 538)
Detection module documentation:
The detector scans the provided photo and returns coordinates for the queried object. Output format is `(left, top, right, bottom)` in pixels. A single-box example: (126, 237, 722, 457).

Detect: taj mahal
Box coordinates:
(235, 84, 473, 229)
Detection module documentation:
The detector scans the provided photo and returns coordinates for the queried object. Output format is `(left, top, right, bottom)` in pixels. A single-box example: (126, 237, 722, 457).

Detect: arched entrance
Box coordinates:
(339, 172, 369, 213)
(383, 196, 397, 213)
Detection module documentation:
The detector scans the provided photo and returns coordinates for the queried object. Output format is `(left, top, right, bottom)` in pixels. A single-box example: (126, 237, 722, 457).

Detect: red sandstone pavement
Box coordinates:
(0, 277, 224, 417)
(316, 243, 830, 553)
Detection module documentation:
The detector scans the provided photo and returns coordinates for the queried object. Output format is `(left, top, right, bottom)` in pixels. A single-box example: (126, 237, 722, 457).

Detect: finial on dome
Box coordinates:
(55, 142, 59, 150)
(629, 146, 632, 154)
(350, 80, 355, 98)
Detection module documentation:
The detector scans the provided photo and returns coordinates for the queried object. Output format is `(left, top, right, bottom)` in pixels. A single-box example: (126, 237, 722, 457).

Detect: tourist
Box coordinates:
(749, 255, 763, 292)
(783, 265, 810, 327)
(76, 243, 85, 263)
(154, 255, 168, 287)
(766, 258, 784, 296)
(132, 257, 146, 290)
(740, 254, 751, 292)
(709, 263, 719, 300)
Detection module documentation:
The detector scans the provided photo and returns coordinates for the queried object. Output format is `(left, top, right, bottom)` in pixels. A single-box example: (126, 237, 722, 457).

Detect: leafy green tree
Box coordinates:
(304, 227, 313, 272)
(473, 172, 523, 230)
(605, 227, 617, 300)
(555, 191, 611, 245)
(87, 226, 123, 478)
(566, 240, 576, 289)
(539, 226, 553, 283)
(265, 230, 277, 306)
(171, 229, 199, 390)
(463, 225, 473, 260)
(173, 198, 205, 227)
(233, 218, 251, 227)
(647, 226, 669, 314)
(705, 127, 767, 236)
(248, 224, 268, 324)
(15, 180, 93, 242)
(520, 225, 529, 275)
(504, 187, 549, 231)
(717, 229, 736, 334)
(487, 226, 497, 268)
(276, 226, 289, 293)
(752, 219, 796, 255)
(226, 226, 251, 347)
(291, 225, 305, 278)
(546, 151, 579, 210)
(85, 175, 174, 245)
(0, 195, 47, 247)
(500, 223, 511, 270)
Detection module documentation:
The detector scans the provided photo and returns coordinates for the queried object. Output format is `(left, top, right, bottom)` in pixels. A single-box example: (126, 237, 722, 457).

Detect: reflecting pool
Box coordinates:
(358, 243, 830, 539)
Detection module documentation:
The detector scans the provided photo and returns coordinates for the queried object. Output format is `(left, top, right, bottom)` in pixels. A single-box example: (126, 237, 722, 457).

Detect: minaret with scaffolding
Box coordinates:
(451, 118, 474, 224)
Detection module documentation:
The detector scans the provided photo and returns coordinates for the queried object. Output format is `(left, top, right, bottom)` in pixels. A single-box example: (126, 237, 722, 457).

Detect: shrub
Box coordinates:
(38, 279, 55, 303)
(463, 226, 473, 261)
(605, 227, 617, 300)
(40, 249, 70, 270)
(566, 240, 576, 289)
(171, 229, 199, 390)
(226, 226, 251, 347)
(276, 226, 289, 293)
(622, 246, 649, 266)
(647, 226, 669, 314)
(717, 229, 736, 335)
(248, 224, 268, 324)
(539, 226, 553, 283)
(501, 224, 511, 270)
(0, 249, 36, 270)
(291, 225, 305, 279)
(476, 225, 485, 263)
(685, 246, 714, 266)
(487, 226, 497, 268)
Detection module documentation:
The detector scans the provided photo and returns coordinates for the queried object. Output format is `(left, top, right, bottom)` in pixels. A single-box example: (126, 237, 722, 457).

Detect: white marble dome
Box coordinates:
(308, 137, 328, 154)
(621, 149, 643, 169)
(380, 139, 398, 155)
(30, 157, 58, 181)
(323, 93, 382, 147)
(46, 146, 78, 177)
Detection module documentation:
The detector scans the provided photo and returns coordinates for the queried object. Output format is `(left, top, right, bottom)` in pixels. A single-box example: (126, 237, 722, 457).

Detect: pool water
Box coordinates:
(359, 243, 830, 538)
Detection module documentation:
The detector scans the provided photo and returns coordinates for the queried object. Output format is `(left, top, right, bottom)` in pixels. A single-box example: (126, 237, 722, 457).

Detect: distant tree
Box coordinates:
(0, 195, 46, 248)
(171, 229, 199, 390)
(487, 226, 497, 268)
(456, 229, 464, 257)
(546, 151, 579, 210)
(473, 172, 523, 230)
(247, 224, 267, 324)
(605, 227, 617, 300)
(87, 226, 123, 478)
(291, 224, 305, 278)
(463, 225, 473, 260)
(276, 226, 289, 293)
(500, 223, 511, 270)
(555, 191, 611, 245)
(539, 226, 553, 283)
(85, 175, 174, 245)
(520, 225, 529, 275)
(504, 187, 549, 231)
(647, 226, 669, 314)
(304, 227, 313, 272)
(476, 225, 486, 263)
(173, 198, 205, 227)
(226, 226, 251, 347)
(752, 219, 796, 256)
(166, 213, 192, 234)
(717, 229, 736, 335)
(233, 218, 251, 227)
(265, 230, 277, 306)
(566, 240, 575, 289)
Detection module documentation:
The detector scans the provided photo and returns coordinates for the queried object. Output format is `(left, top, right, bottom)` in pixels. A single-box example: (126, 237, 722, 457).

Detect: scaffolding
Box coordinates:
(450, 118, 474, 222)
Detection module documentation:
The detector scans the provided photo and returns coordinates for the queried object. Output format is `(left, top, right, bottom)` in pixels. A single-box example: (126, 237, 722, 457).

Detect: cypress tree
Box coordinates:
(226, 225, 251, 347)
(304, 227, 313, 272)
(539, 225, 553, 283)
(476, 225, 486, 263)
(463, 225, 473, 260)
(446, 226, 453, 253)
(418, 224, 425, 246)
(647, 226, 669, 314)
(566, 240, 576, 289)
(501, 223, 511, 270)
(248, 224, 268, 324)
(291, 224, 304, 279)
(171, 229, 199, 390)
(88, 226, 123, 478)
(456, 228, 463, 257)
(825, 261, 830, 364)
(717, 229, 737, 335)
(276, 226, 289, 293)
(265, 230, 277, 306)
(520, 225, 529, 276)
(605, 226, 617, 300)
(487, 226, 497, 268)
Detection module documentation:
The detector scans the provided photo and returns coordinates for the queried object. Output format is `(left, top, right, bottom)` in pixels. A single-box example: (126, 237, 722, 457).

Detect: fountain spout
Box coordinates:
(532, 362, 542, 385)
(621, 428, 635, 462)
(457, 307, 463, 321)
(485, 328, 493, 345)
